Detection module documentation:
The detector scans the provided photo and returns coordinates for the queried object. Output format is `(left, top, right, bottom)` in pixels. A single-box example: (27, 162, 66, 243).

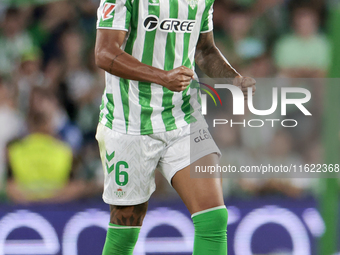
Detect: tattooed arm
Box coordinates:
(195, 31, 256, 98)
(95, 29, 194, 92)
(109, 202, 148, 226)
(195, 31, 240, 78)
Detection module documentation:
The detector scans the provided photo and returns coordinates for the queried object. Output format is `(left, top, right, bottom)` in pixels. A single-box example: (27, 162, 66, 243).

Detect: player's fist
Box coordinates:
(233, 76, 256, 100)
(161, 66, 194, 92)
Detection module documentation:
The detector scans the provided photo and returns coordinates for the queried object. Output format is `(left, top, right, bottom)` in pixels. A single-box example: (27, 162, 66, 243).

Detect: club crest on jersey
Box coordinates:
(114, 188, 125, 198)
(102, 3, 116, 21)
(185, 0, 198, 9)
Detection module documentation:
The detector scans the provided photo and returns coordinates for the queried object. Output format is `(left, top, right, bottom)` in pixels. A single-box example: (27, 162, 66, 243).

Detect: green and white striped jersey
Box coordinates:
(97, 0, 214, 135)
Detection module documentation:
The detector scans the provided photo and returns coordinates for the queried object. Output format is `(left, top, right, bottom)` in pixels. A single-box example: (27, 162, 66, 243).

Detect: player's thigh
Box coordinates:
(171, 153, 224, 215)
(109, 202, 148, 226)
(96, 123, 164, 222)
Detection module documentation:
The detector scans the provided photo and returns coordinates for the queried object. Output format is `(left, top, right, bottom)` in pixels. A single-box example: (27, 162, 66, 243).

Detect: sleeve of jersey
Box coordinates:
(200, 4, 214, 33)
(97, 0, 132, 31)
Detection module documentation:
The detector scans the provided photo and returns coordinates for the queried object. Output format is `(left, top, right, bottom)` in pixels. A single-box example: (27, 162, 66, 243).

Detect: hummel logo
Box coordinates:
(106, 151, 115, 174)
(106, 151, 115, 161)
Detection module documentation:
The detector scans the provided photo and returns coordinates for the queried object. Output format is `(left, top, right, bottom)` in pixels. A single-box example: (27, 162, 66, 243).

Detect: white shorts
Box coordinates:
(95, 122, 220, 205)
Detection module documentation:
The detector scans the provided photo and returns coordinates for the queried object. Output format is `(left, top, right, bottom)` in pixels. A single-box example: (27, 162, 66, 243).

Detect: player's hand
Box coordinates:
(160, 66, 194, 92)
(233, 76, 256, 100)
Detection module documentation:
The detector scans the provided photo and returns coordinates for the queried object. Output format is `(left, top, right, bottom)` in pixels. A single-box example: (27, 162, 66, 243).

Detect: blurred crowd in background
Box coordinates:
(0, 0, 337, 204)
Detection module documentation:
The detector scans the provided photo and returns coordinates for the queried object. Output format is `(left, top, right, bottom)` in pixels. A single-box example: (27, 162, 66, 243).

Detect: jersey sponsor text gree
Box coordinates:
(143, 15, 196, 32)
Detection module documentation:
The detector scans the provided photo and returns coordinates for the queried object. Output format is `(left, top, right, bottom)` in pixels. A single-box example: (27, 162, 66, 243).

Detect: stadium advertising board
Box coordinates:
(0, 198, 325, 255)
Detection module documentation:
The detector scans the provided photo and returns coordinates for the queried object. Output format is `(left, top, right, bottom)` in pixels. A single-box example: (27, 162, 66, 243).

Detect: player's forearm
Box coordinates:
(95, 29, 193, 92)
(195, 45, 240, 78)
(95, 47, 167, 85)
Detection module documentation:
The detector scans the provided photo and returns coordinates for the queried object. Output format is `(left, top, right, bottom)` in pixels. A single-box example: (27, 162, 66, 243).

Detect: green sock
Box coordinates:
(192, 206, 228, 255)
(102, 223, 141, 255)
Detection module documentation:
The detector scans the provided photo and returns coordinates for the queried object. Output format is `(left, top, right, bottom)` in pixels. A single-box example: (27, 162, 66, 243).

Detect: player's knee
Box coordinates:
(109, 202, 148, 226)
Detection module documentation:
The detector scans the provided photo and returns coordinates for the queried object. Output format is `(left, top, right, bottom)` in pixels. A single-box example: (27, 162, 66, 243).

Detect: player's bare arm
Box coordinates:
(95, 29, 193, 92)
(195, 31, 256, 99)
(195, 31, 239, 78)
